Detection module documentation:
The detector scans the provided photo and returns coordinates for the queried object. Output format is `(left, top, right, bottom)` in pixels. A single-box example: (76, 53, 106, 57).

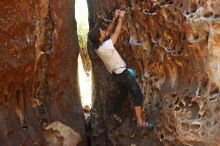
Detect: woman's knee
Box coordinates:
(134, 96, 143, 106)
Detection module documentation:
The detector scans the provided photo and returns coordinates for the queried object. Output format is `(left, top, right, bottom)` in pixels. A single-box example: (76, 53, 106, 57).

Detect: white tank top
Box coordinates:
(95, 39, 126, 74)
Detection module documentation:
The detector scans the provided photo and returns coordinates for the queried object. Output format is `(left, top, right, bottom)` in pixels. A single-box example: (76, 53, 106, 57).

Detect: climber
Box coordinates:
(88, 9, 154, 129)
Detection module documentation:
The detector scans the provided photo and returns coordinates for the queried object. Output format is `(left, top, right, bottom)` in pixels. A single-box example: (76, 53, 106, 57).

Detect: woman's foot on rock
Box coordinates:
(137, 121, 154, 130)
(112, 113, 122, 124)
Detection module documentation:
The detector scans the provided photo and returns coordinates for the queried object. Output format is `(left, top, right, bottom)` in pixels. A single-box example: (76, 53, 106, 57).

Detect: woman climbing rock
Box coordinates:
(88, 9, 154, 129)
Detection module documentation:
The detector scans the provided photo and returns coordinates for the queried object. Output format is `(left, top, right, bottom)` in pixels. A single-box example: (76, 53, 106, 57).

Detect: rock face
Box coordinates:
(44, 121, 81, 146)
(0, 0, 87, 145)
(87, 0, 220, 146)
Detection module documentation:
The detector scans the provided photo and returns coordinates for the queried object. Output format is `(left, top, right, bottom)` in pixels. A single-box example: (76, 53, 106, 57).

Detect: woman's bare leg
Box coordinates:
(134, 106, 143, 124)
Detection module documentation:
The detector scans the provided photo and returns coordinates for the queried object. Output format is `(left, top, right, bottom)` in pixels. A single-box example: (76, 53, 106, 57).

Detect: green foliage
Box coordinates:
(77, 23, 88, 48)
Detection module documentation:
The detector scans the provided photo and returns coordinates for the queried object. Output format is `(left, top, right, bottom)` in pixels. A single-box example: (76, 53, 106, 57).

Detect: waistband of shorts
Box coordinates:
(112, 68, 127, 75)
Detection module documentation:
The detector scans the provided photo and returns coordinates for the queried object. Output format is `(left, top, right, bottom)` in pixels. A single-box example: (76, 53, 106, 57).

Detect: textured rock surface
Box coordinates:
(87, 0, 220, 146)
(80, 47, 92, 73)
(44, 121, 81, 146)
(0, 0, 87, 145)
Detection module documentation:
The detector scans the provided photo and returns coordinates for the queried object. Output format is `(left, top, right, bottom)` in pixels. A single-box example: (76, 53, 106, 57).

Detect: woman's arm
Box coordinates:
(110, 11, 125, 45)
(106, 9, 120, 36)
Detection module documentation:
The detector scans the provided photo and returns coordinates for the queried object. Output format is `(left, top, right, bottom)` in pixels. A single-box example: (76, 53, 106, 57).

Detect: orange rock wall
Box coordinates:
(0, 0, 86, 145)
(88, 0, 220, 145)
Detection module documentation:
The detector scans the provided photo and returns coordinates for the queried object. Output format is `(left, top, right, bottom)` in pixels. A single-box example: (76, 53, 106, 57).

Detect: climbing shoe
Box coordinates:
(137, 121, 154, 130)
(111, 114, 122, 124)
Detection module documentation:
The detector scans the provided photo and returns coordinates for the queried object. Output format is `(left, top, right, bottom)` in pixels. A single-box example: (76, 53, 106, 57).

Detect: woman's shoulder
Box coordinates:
(98, 39, 114, 52)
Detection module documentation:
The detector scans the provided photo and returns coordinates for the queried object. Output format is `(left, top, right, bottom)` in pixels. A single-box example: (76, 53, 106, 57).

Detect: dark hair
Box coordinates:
(88, 27, 101, 48)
